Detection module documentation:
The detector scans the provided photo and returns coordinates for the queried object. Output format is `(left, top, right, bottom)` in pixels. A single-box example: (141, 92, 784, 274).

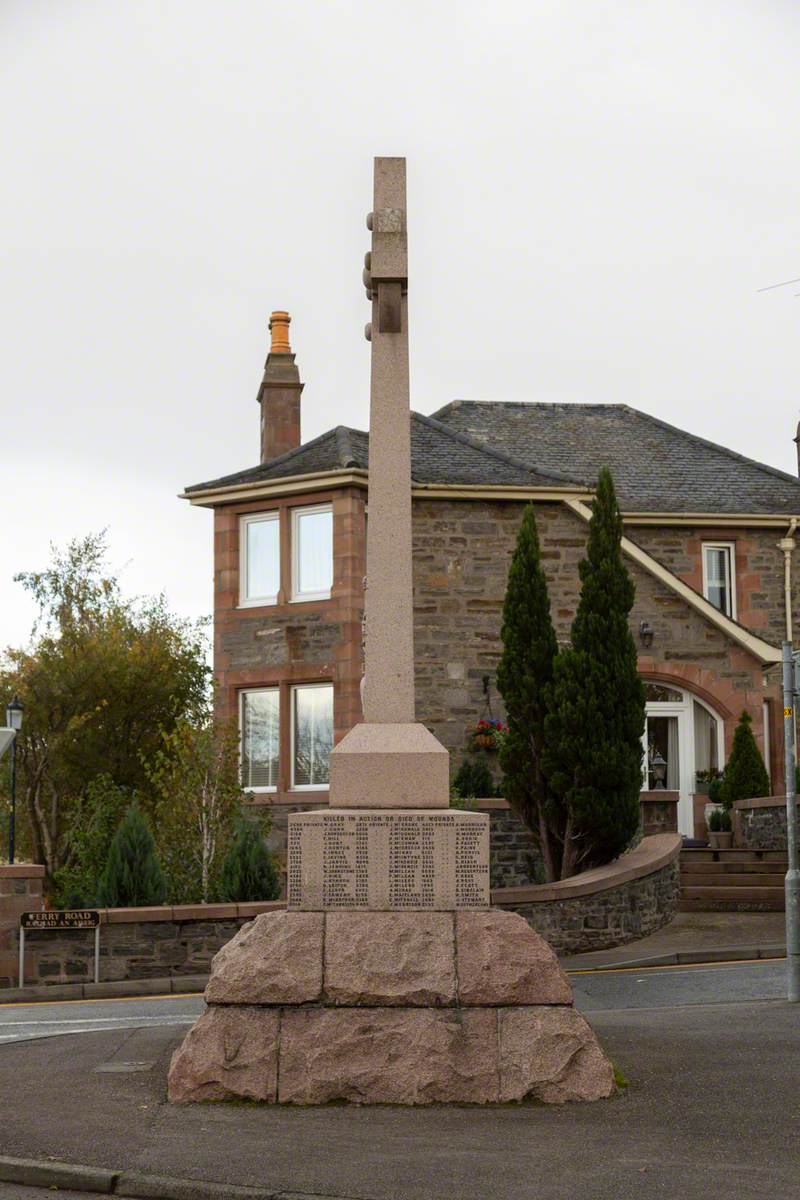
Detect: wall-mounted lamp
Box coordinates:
(639, 621, 654, 649)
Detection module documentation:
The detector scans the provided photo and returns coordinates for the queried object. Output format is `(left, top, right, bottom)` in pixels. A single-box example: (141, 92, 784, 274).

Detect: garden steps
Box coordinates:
(679, 847, 787, 912)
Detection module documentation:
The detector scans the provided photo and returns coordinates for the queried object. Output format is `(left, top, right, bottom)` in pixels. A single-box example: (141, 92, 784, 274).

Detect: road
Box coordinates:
(0, 958, 788, 1043)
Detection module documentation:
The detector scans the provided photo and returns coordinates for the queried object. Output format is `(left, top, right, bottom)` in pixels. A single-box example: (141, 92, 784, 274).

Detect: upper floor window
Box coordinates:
(292, 504, 333, 601)
(702, 543, 736, 619)
(240, 512, 279, 606)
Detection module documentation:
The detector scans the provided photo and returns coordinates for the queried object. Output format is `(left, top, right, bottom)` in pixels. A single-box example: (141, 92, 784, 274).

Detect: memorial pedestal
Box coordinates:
(167, 908, 616, 1105)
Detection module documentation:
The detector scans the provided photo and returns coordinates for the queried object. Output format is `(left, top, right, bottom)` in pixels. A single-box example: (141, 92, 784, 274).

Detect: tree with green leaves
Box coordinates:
(96, 804, 166, 908)
(720, 711, 770, 807)
(495, 504, 564, 881)
(0, 533, 209, 880)
(218, 817, 280, 902)
(51, 775, 134, 908)
(543, 469, 645, 875)
(146, 714, 247, 904)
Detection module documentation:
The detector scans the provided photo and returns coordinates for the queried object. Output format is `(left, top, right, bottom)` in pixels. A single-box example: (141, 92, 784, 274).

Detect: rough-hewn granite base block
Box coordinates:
(168, 1005, 279, 1103)
(168, 909, 615, 1106)
(279, 1007, 497, 1104)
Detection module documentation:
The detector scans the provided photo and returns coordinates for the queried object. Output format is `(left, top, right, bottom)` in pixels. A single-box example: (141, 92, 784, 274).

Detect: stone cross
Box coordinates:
(327, 157, 449, 809)
(361, 157, 414, 724)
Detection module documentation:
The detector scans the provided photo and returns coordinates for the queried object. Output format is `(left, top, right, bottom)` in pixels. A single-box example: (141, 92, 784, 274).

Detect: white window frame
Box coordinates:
(239, 511, 280, 608)
(239, 687, 280, 794)
(291, 503, 333, 603)
(290, 681, 333, 791)
(701, 542, 737, 620)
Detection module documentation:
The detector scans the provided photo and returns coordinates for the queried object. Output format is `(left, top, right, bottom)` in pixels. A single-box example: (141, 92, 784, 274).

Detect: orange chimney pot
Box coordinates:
(269, 311, 292, 354)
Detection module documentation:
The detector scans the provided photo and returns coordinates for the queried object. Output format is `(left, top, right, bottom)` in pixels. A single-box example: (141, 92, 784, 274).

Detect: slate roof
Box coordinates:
(432, 401, 800, 515)
(184, 412, 586, 494)
(185, 400, 800, 515)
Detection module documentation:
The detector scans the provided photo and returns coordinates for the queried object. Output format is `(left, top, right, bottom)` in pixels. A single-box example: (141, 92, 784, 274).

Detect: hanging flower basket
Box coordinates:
(468, 719, 506, 753)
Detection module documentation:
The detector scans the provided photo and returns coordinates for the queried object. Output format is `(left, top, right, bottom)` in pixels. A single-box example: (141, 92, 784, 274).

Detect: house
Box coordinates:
(182, 311, 800, 857)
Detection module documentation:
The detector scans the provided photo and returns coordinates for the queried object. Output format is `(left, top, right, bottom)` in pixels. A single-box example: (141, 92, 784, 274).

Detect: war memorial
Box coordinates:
(168, 158, 614, 1106)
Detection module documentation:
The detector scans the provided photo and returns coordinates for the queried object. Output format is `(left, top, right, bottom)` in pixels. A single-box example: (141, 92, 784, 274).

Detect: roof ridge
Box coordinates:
(412, 411, 589, 488)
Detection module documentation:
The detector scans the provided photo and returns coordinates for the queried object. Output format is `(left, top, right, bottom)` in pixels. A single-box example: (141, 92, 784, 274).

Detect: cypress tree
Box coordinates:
(720, 711, 770, 806)
(96, 804, 166, 907)
(218, 818, 280, 902)
(496, 504, 563, 880)
(543, 469, 645, 874)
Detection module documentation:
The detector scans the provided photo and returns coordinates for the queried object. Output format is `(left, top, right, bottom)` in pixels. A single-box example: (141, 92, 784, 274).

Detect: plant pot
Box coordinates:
(709, 831, 733, 850)
(471, 735, 495, 751)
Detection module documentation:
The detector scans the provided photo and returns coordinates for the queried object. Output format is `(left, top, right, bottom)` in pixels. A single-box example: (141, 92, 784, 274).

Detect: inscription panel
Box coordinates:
(287, 809, 490, 910)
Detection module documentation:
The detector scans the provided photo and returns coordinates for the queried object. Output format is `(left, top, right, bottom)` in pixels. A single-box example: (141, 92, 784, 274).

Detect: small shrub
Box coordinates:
(708, 807, 731, 833)
(707, 775, 723, 806)
(453, 756, 496, 799)
(96, 804, 166, 908)
(218, 817, 280, 902)
(719, 711, 770, 808)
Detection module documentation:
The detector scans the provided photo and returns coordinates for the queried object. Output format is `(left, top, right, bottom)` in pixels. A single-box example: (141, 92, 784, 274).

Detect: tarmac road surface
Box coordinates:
(0, 957, 789, 1043)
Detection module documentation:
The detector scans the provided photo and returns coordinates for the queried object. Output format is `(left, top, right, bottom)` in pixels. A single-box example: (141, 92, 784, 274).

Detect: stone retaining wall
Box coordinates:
(493, 833, 682, 955)
(734, 796, 798, 851)
(0, 834, 682, 987)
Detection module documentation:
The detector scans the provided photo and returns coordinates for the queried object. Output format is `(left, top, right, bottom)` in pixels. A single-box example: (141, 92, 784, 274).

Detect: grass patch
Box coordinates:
(612, 1063, 629, 1090)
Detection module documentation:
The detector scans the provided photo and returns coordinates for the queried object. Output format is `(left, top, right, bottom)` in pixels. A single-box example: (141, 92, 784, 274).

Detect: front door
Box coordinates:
(642, 683, 723, 838)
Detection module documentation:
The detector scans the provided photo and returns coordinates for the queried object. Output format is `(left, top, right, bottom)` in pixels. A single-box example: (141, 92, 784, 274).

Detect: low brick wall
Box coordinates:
(493, 833, 682, 955)
(734, 795, 798, 851)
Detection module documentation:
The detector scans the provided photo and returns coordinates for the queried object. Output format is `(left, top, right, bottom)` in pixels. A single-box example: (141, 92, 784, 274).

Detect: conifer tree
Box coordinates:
(496, 504, 563, 880)
(96, 804, 166, 907)
(543, 469, 645, 875)
(218, 817, 280, 902)
(720, 711, 770, 806)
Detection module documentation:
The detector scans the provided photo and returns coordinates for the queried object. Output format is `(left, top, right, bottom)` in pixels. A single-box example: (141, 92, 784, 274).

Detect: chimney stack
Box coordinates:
(257, 311, 303, 463)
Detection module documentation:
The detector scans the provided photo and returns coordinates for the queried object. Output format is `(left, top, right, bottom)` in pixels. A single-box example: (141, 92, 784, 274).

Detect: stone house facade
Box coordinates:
(183, 313, 800, 863)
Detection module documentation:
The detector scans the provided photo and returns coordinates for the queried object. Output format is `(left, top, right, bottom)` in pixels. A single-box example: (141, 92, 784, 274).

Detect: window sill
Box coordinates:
(238, 597, 278, 610)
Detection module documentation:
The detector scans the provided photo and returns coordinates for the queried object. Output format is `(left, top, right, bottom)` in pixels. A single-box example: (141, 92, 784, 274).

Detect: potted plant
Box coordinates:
(695, 767, 722, 797)
(708, 805, 733, 850)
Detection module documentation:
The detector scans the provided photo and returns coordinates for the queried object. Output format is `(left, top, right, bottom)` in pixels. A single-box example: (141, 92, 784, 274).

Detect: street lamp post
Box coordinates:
(5, 696, 24, 865)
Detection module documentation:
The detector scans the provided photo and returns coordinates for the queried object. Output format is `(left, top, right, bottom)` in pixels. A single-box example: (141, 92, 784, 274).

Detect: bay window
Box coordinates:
(240, 688, 279, 791)
(240, 513, 280, 606)
(292, 683, 334, 788)
(292, 504, 333, 601)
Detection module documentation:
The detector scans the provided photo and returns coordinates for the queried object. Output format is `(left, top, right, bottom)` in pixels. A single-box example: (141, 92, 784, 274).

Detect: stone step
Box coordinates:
(679, 872, 786, 888)
(680, 849, 787, 864)
(679, 885, 785, 912)
(681, 860, 788, 875)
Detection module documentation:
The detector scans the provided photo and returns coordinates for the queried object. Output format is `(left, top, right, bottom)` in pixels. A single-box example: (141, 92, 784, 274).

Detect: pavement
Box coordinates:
(560, 910, 787, 969)
(0, 958, 798, 1200)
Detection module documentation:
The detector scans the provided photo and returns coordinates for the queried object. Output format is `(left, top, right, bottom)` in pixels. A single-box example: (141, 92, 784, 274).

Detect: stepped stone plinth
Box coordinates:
(168, 908, 615, 1105)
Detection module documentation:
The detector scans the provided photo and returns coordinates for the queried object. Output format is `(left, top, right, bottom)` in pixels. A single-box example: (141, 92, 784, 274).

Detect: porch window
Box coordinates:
(292, 683, 333, 788)
(292, 504, 333, 601)
(240, 513, 280, 605)
(702, 543, 736, 618)
(240, 688, 280, 791)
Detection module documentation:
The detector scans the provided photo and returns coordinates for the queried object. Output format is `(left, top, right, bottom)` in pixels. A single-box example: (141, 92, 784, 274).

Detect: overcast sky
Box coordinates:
(2, 0, 799, 649)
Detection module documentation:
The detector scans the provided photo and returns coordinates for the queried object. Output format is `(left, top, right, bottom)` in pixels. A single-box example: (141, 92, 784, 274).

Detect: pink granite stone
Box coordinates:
(205, 911, 323, 1005)
(279, 1007, 498, 1104)
(324, 912, 456, 1005)
(167, 1005, 279, 1103)
(456, 910, 572, 1006)
(498, 1006, 615, 1103)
